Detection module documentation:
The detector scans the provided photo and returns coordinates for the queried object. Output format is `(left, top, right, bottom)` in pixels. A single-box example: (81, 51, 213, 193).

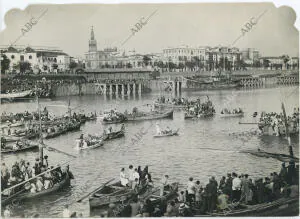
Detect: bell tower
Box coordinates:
(89, 26, 97, 52)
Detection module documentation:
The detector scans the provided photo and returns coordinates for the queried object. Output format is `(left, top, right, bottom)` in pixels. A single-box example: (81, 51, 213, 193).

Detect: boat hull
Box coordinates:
(193, 197, 299, 217)
(1, 145, 39, 154)
(1, 173, 70, 206)
(126, 110, 173, 122)
(154, 129, 179, 137)
(220, 113, 244, 118)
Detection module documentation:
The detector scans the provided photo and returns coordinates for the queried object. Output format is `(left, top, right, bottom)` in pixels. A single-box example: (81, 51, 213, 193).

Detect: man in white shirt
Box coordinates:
(232, 173, 242, 202)
(187, 177, 196, 203)
(160, 175, 169, 197)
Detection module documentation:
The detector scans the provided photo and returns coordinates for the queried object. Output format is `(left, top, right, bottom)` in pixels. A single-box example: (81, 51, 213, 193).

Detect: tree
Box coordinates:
(263, 59, 270, 69)
(1, 54, 10, 74)
(19, 61, 31, 73)
(178, 63, 185, 71)
(281, 55, 290, 70)
(143, 55, 151, 66)
(69, 61, 78, 69)
(126, 63, 132, 68)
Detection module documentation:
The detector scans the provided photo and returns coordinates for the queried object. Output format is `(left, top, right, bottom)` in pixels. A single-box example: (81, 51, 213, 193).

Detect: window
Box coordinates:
(20, 55, 24, 61)
(29, 55, 32, 59)
(11, 55, 15, 59)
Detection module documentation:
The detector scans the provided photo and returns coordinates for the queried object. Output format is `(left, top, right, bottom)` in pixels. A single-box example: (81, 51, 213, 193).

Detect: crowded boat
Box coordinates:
(258, 108, 299, 136)
(185, 96, 216, 119)
(154, 123, 179, 137)
(96, 162, 298, 217)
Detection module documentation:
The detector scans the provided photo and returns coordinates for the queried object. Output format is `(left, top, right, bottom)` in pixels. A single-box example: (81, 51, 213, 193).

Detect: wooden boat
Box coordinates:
(1, 141, 39, 154)
(102, 117, 127, 124)
(89, 181, 152, 209)
(114, 182, 179, 217)
(154, 129, 179, 138)
(193, 196, 299, 216)
(1, 135, 25, 142)
(1, 172, 71, 207)
(142, 182, 179, 205)
(0, 90, 32, 101)
(241, 149, 299, 163)
(75, 138, 104, 151)
(184, 112, 215, 119)
(103, 130, 125, 141)
(154, 103, 187, 109)
(126, 110, 173, 122)
(0, 121, 25, 129)
(43, 122, 81, 139)
(220, 112, 244, 118)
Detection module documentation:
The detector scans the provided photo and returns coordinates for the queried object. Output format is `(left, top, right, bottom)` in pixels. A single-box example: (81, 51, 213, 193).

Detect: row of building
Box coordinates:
(0, 27, 298, 74)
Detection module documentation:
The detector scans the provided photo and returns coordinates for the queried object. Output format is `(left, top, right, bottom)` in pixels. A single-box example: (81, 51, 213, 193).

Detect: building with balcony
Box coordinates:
(0, 45, 70, 74)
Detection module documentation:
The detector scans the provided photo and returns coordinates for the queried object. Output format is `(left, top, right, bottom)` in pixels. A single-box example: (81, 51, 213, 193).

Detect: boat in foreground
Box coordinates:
(1, 170, 71, 207)
(89, 181, 152, 209)
(193, 196, 299, 216)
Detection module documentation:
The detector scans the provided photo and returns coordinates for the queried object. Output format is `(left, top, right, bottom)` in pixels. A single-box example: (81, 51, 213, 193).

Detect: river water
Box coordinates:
(1, 86, 299, 217)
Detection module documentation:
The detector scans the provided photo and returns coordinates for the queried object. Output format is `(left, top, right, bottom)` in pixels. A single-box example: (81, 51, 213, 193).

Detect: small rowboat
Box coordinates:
(1, 172, 71, 207)
(75, 138, 104, 151)
(220, 112, 244, 118)
(102, 117, 127, 124)
(1, 135, 25, 142)
(1, 142, 39, 154)
(89, 181, 152, 209)
(153, 129, 179, 138)
(142, 182, 179, 205)
(103, 130, 125, 141)
(0, 90, 32, 101)
(184, 112, 215, 119)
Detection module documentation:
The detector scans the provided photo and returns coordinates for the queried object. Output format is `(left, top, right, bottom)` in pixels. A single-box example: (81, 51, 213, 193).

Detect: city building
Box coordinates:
(162, 45, 242, 71)
(259, 56, 299, 70)
(0, 45, 71, 74)
(241, 48, 260, 65)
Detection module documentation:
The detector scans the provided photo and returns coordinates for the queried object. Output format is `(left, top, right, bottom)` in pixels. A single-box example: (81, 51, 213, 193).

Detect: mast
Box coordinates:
(36, 85, 44, 165)
(281, 102, 294, 158)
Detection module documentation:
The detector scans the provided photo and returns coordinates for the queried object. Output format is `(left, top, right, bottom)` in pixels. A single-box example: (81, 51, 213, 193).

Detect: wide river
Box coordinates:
(1, 85, 299, 217)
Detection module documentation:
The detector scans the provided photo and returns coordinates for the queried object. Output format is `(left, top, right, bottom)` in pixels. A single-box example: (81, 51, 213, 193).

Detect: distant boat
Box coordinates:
(220, 112, 244, 118)
(0, 90, 32, 101)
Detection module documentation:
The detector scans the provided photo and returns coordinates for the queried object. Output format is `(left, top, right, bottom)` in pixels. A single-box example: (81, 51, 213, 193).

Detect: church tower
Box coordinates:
(89, 26, 97, 52)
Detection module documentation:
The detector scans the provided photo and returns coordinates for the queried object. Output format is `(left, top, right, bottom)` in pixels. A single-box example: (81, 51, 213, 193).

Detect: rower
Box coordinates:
(156, 123, 161, 135)
(165, 126, 171, 134)
(160, 175, 169, 197)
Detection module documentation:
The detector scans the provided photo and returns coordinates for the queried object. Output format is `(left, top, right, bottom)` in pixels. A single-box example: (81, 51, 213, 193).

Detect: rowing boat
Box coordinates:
(154, 103, 187, 109)
(142, 182, 179, 205)
(126, 110, 173, 122)
(193, 196, 299, 216)
(1, 141, 39, 154)
(103, 130, 125, 141)
(89, 181, 152, 209)
(102, 117, 127, 124)
(220, 112, 244, 118)
(0, 90, 32, 100)
(1, 172, 71, 206)
(75, 138, 104, 151)
(153, 129, 179, 138)
(241, 149, 299, 163)
(184, 112, 215, 119)
(43, 122, 81, 139)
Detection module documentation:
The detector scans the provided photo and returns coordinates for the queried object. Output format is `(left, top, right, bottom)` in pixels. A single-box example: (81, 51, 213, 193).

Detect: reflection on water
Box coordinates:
(1, 86, 299, 217)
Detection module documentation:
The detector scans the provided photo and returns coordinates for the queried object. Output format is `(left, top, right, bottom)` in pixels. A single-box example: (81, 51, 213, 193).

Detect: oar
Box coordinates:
(76, 178, 115, 203)
(238, 122, 259, 124)
(43, 144, 77, 158)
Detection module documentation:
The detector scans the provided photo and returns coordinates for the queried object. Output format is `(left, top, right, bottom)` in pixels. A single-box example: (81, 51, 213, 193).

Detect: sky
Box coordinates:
(0, 3, 298, 58)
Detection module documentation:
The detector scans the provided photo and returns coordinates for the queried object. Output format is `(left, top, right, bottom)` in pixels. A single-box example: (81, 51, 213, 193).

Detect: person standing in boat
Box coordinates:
(160, 175, 169, 197)
(120, 168, 129, 187)
(187, 177, 196, 203)
(232, 172, 241, 202)
(156, 123, 161, 135)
